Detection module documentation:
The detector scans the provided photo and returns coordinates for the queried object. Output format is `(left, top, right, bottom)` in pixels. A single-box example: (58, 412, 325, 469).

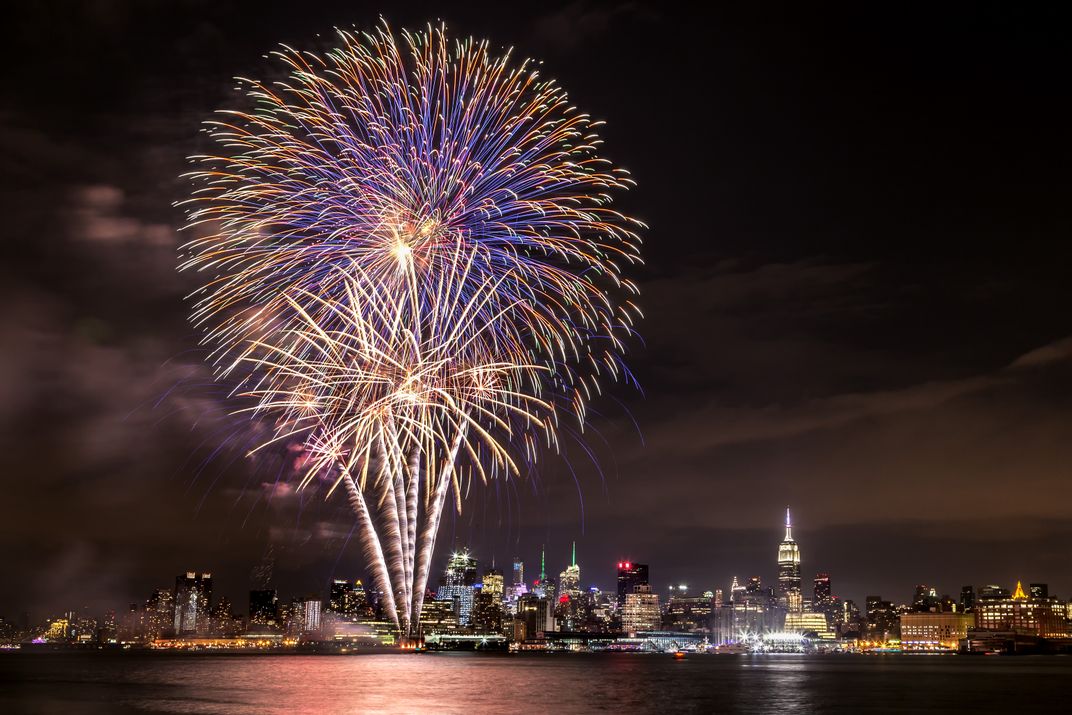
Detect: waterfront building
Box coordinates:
(777, 508, 802, 612)
(900, 612, 974, 651)
(173, 572, 212, 636)
(712, 600, 769, 644)
(301, 597, 321, 634)
(518, 594, 554, 638)
(622, 584, 661, 634)
(470, 589, 503, 634)
(974, 580, 1069, 637)
(419, 599, 460, 635)
(784, 610, 835, 640)
(666, 589, 714, 633)
(616, 561, 649, 607)
(865, 596, 899, 640)
(327, 579, 369, 619)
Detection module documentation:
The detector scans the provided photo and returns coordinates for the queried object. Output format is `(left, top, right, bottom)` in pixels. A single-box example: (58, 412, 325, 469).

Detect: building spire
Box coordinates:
(540, 544, 546, 579)
(1013, 580, 1027, 599)
(572, 540, 577, 567)
(784, 506, 793, 541)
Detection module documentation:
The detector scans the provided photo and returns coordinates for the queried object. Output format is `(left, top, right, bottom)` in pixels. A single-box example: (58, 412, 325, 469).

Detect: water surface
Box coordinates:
(2, 652, 1069, 714)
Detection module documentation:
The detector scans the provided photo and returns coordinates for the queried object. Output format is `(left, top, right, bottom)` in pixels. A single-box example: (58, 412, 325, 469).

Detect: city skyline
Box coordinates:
(2, 1, 1070, 635)
(4, 507, 1062, 625)
(9, 502, 1068, 658)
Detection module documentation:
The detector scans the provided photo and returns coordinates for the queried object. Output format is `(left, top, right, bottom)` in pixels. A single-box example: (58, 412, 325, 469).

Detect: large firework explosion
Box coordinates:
(179, 23, 642, 635)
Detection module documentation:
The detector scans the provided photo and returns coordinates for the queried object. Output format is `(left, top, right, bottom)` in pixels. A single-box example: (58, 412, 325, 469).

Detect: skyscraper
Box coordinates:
(814, 573, 831, 603)
(622, 584, 661, 634)
(777, 508, 801, 612)
(616, 561, 649, 607)
(959, 586, 976, 613)
(436, 549, 479, 624)
(558, 542, 581, 598)
(482, 569, 505, 602)
(145, 588, 174, 640)
(512, 557, 525, 587)
(173, 572, 212, 636)
(533, 546, 556, 601)
(301, 597, 321, 634)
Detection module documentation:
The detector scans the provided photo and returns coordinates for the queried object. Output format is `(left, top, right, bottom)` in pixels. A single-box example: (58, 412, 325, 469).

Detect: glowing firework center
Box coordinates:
(179, 23, 642, 636)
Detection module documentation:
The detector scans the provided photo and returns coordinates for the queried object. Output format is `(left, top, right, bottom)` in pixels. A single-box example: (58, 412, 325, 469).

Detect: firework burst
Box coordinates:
(179, 22, 642, 635)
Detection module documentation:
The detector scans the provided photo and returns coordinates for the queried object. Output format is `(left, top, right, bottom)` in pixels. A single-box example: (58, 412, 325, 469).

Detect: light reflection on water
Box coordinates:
(2, 652, 1070, 714)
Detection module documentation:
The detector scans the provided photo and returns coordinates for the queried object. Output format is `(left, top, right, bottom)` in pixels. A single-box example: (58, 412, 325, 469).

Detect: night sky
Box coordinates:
(2, 1, 1070, 620)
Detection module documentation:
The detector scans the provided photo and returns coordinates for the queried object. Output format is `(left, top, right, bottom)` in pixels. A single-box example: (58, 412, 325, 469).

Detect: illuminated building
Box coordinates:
(666, 587, 714, 633)
(865, 596, 899, 640)
(45, 618, 69, 643)
(841, 599, 862, 636)
(512, 556, 524, 587)
(974, 580, 1069, 637)
(784, 611, 834, 640)
(518, 594, 555, 638)
(616, 561, 649, 607)
(436, 549, 479, 625)
(1030, 583, 1049, 599)
(301, 597, 321, 634)
(470, 590, 503, 634)
(504, 558, 528, 613)
(900, 612, 973, 651)
(622, 584, 661, 634)
(558, 542, 581, 598)
(420, 599, 460, 635)
(146, 588, 174, 639)
(209, 597, 241, 637)
(173, 572, 212, 636)
(482, 569, 505, 602)
(532, 546, 556, 602)
(714, 589, 723, 607)
(328, 579, 369, 620)
(328, 580, 353, 613)
(777, 508, 802, 612)
(978, 584, 1010, 600)
(729, 575, 746, 603)
(814, 573, 831, 603)
(248, 589, 279, 630)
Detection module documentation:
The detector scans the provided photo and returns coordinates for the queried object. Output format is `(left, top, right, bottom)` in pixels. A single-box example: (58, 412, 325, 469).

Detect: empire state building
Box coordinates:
(777, 507, 802, 612)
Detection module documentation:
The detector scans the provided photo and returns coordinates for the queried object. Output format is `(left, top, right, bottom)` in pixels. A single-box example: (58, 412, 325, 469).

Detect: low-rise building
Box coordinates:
(899, 612, 973, 651)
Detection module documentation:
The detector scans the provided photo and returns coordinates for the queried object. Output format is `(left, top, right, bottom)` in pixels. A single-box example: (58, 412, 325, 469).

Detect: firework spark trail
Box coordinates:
(180, 22, 641, 635)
